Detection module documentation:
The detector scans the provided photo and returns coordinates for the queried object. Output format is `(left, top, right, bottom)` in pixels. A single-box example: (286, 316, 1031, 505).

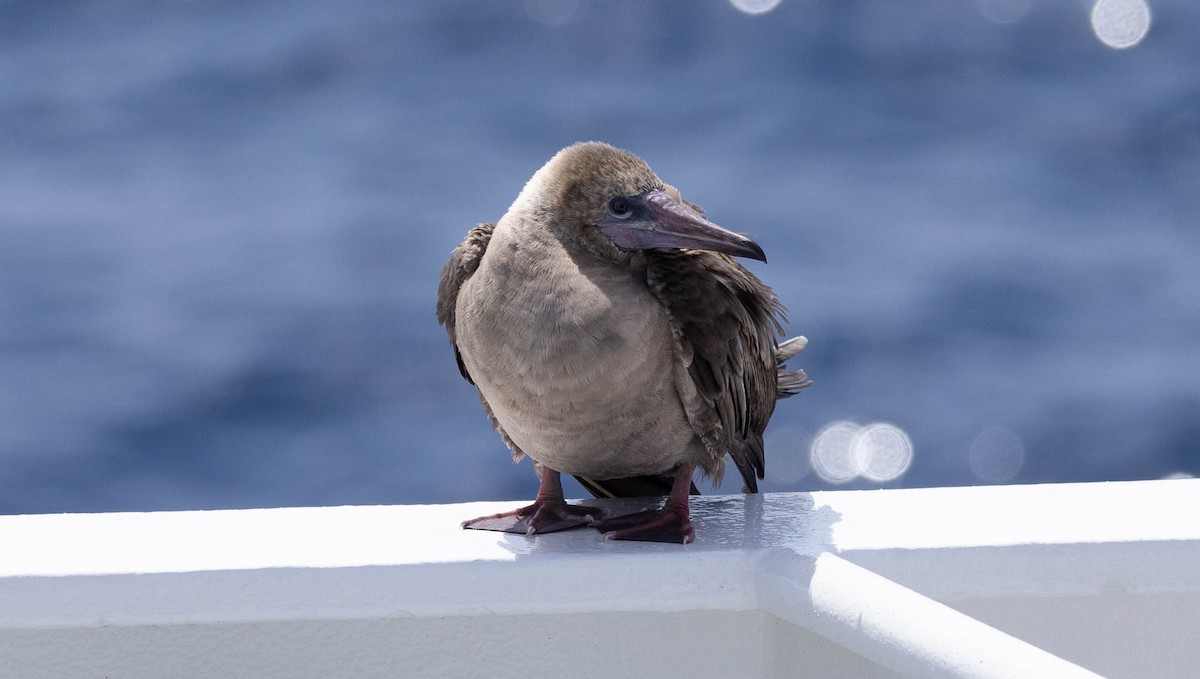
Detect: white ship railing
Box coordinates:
(2, 478, 1197, 678)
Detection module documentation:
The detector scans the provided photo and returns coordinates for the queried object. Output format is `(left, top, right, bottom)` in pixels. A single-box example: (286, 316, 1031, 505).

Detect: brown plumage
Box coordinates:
(437, 142, 809, 543)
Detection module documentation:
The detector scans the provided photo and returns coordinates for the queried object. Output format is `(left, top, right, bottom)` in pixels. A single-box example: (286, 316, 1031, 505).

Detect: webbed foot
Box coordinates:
(462, 466, 605, 536)
(463, 499, 605, 536)
(594, 506, 694, 544)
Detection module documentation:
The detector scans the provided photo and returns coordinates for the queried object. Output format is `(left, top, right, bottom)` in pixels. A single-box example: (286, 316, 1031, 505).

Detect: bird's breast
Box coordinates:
(455, 235, 700, 477)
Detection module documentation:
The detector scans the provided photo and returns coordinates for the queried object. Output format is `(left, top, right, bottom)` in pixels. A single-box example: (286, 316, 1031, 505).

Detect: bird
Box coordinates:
(437, 142, 809, 544)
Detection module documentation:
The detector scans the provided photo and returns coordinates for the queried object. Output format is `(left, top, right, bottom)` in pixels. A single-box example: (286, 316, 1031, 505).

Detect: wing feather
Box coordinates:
(437, 222, 529, 462)
(436, 223, 496, 384)
(646, 250, 788, 492)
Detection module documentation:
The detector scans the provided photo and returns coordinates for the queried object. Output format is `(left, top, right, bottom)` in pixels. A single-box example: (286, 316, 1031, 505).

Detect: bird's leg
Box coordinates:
(593, 464, 696, 544)
(462, 466, 606, 536)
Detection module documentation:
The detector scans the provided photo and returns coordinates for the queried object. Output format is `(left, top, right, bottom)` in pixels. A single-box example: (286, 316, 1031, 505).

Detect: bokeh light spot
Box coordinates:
(731, 0, 783, 16)
(975, 0, 1033, 25)
(1090, 0, 1151, 49)
(524, 0, 585, 27)
(853, 423, 914, 482)
(810, 420, 914, 484)
(810, 421, 860, 483)
(968, 426, 1025, 483)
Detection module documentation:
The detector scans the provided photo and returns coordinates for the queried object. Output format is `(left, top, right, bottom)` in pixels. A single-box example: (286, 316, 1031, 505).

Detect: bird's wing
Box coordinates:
(646, 250, 786, 492)
(436, 222, 496, 385)
(437, 222, 528, 462)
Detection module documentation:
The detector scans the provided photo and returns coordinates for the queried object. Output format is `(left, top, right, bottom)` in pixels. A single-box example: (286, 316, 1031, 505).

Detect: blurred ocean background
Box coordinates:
(2, 0, 1197, 514)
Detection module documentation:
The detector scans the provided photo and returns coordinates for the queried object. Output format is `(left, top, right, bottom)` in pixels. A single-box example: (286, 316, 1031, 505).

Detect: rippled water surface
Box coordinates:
(2, 1, 1198, 513)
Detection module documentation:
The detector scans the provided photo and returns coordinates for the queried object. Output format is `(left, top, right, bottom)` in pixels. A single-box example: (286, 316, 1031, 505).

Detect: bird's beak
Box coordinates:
(598, 189, 767, 262)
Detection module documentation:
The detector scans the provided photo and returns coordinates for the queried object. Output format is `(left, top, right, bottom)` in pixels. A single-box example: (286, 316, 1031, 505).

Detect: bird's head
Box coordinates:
(518, 142, 766, 264)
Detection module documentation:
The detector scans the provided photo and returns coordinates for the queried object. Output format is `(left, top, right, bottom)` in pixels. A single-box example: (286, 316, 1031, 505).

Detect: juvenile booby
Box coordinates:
(437, 142, 809, 543)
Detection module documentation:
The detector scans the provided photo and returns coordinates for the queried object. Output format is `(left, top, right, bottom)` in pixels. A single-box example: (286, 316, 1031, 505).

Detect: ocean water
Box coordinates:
(2, 0, 1197, 514)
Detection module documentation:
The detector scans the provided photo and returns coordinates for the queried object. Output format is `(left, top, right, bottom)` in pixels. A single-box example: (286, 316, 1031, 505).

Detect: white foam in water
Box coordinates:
(1091, 0, 1152, 49)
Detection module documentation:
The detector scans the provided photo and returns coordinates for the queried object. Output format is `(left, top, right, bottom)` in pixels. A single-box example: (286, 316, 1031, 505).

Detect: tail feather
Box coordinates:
(776, 335, 812, 398)
(776, 335, 808, 362)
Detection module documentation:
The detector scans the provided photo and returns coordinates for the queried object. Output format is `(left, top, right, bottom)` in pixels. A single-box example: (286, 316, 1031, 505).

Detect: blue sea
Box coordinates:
(2, 0, 1197, 514)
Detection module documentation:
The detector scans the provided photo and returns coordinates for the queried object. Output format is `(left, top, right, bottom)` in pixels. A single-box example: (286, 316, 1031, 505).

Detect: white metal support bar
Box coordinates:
(755, 548, 1104, 678)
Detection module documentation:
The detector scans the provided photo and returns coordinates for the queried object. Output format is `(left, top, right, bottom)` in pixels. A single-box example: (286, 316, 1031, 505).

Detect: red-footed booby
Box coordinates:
(437, 142, 810, 544)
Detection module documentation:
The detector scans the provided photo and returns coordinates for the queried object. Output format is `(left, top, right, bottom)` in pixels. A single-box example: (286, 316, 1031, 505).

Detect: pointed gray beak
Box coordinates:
(598, 189, 767, 262)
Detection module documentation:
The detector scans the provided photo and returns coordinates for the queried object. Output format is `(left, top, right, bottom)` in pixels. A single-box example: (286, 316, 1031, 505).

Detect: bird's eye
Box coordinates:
(608, 197, 633, 219)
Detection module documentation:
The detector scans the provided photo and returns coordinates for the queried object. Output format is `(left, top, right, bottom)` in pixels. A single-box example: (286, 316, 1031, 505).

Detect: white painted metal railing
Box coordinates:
(1, 479, 1197, 678)
(758, 550, 1099, 677)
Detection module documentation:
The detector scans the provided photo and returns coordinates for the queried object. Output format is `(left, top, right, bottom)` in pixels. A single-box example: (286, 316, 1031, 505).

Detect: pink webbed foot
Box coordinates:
(463, 499, 605, 536)
(592, 463, 697, 544)
(462, 466, 605, 536)
(594, 505, 694, 544)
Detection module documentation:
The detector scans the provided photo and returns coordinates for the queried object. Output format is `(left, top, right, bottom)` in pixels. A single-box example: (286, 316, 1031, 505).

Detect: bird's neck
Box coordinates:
(474, 217, 655, 353)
